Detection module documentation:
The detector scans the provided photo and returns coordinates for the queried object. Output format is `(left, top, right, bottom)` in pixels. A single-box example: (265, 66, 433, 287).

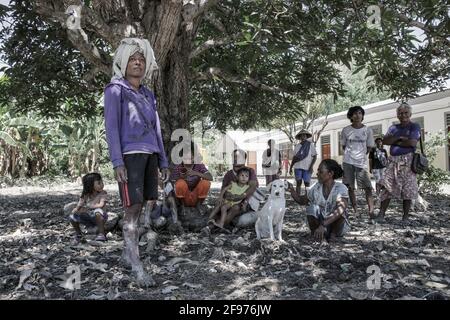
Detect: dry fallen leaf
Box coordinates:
(396, 295, 423, 300)
(15, 263, 35, 290)
(86, 260, 108, 272)
(425, 281, 447, 289)
(182, 282, 202, 289)
(162, 286, 179, 294)
(347, 289, 368, 300)
(166, 257, 194, 266)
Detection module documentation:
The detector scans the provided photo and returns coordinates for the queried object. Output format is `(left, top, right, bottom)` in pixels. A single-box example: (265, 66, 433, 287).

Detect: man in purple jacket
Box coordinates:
(104, 38, 168, 286)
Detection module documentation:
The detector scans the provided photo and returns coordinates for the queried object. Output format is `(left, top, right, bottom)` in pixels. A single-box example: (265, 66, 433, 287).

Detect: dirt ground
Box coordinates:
(0, 179, 449, 300)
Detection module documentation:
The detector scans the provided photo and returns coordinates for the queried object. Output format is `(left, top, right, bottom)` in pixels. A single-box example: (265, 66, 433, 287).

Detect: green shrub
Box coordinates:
(417, 131, 450, 194)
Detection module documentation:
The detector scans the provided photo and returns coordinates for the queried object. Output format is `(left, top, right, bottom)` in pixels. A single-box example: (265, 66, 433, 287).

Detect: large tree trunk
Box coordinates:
(154, 45, 190, 153)
(147, 5, 193, 152)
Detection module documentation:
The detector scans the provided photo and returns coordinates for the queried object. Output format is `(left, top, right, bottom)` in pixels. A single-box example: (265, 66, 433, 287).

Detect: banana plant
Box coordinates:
(0, 111, 36, 177)
(50, 116, 106, 178)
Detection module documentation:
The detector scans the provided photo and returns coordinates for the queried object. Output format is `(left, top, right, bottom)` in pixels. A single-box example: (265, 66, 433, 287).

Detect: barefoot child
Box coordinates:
(69, 173, 108, 243)
(208, 167, 251, 230)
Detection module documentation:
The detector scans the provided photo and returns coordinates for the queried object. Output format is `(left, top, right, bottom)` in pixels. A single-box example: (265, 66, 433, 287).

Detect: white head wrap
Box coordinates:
(111, 38, 158, 81)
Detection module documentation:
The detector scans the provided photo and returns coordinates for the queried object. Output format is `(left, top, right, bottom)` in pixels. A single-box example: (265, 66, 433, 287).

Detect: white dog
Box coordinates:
(255, 179, 288, 241)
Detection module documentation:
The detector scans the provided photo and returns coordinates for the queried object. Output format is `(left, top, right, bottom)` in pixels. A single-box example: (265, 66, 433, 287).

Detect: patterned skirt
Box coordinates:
(379, 153, 418, 201)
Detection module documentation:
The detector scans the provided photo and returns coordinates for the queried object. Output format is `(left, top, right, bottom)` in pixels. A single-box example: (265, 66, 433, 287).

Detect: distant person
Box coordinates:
(282, 156, 290, 177)
(340, 106, 375, 220)
(369, 138, 388, 195)
(262, 139, 282, 186)
(290, 129, 317, 195)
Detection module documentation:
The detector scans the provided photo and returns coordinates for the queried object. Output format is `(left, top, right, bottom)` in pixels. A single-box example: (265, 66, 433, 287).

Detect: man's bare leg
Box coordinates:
(166, 195, 178, 223)
(296, 179, 303, 196)
(348, 187, 357, 213)
(365, 188, 375, 218)
(122, 203, 155, 286)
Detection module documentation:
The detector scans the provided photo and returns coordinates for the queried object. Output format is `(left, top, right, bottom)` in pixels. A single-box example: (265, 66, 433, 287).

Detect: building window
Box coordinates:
(369, 124, 383, 140)
(338, 131, 343, 156)
(321, 135, 331, 160)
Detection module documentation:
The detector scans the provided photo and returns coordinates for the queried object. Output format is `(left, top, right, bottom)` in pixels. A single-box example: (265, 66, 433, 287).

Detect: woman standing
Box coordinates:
(104, 38, 168, 286)
(377, 103, 421, 222)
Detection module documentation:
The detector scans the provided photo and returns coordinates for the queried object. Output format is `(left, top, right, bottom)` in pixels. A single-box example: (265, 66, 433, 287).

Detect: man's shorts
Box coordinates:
(119, 153, 159, 207)
(69, 208, 108, 228)
(372, 168, 386, 183)
(294, 168, 312, 183)
(342, 163, 373, 190)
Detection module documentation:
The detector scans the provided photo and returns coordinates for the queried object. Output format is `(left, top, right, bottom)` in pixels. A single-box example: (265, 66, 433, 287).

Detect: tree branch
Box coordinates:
(393, 11, 450, 47)
(312, 115, 329, 144)
(215, 2, 233, 16)
(191, 0, 218, 20)
(180, 0, 218, 33)
(194, 67, 286, 93)
(82, 6, 121, 46)
(130, 0, 145, 20)
(67, 29, 111, 75)
(371, 3, 450, 47)
(190, 33, 242, 59)
(279, 127, 295, 143)
(204, 11, 226, 33)
(33, 0, 111, 75)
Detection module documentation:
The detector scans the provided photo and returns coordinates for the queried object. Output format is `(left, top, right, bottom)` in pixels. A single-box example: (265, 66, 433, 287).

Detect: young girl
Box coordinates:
(208, 167, 251, 231)
(69, 173, 108, 243)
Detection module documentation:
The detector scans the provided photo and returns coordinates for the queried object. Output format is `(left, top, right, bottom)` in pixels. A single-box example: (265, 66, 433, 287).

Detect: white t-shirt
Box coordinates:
(262, 148, 281, 175)
(340, 125, 374, 168)
(307, 182, 349, 218)
(292, 140, 317, 170)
